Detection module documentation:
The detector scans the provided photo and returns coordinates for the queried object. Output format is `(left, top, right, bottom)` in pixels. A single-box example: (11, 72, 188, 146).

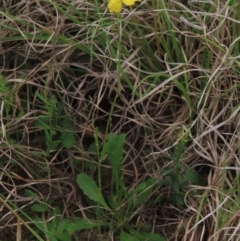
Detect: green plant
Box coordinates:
(0, 74, 25, 143)
(3, 189, 105, 241)
(158, 127, 203, 206)
(0, 74, 14, 118)
(33, 91, 74, 155)
(76, 131, 166, 241)
(32, 206, 103, 241)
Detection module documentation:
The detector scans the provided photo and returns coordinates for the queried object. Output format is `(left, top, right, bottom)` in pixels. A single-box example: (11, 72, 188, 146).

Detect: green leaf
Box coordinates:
(66, 218, 100, 233)
(106, 133, 125, 181)
(72, 158, 81, 166)
(34, 117, 50, 129)
(172, 78, 192, 117)
(36, 91, 47, 105)
(120, 230, 139, 241)
(120, 230, 166, 241)
(62, 130, 74, 149)
(49, 140, 61, 150)
(17, 110, 25, 118)
(130, 179, 155, 207)
(24, 189, 38, 198)
(49, 96, 57, 118)
(94, 127, 99, 150)
(159, 167, 174, 176)
(185, 169, 204, 186)
(88, 142, 98, 153)
(61, 118, 74, 149)
(55, 219, 71, 241)
(107, 133, 125, 167)
(139, 232, 166, 241)
(31, 203, 48, 212)
(56, 219, 69, 235)
(56, 232, 71, 241)
(44, 230, 58, 241)
(50, 207, 61, 228)
(100, 141, 108, 163)
(172, 181, 180, 193)
(171, 193, 184, 206)
(76, 173, 108, 208)
(107, 193, 122, 210)
(119, 180, 129, 199)
(94, 127, 107, 163)
(158, 176, 173, 187)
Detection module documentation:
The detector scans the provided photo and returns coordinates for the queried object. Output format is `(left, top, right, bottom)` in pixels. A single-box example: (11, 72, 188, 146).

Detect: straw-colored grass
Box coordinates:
(1, 0, 240, 240)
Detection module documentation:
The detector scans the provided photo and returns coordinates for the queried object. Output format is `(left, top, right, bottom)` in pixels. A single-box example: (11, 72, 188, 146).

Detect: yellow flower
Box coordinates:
(108, 0, 140, 13)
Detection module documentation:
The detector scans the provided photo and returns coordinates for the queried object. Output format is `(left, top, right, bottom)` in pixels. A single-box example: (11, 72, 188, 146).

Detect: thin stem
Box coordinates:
(0, 195, 44, 241)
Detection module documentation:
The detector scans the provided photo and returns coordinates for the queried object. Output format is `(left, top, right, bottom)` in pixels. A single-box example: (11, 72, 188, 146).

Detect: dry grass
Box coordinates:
(1, 0, 240, 240)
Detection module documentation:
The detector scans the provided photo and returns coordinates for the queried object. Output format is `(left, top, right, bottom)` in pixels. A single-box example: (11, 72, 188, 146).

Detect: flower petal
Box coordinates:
(122, 0, 140, 6)
(108, 0, 123, 13)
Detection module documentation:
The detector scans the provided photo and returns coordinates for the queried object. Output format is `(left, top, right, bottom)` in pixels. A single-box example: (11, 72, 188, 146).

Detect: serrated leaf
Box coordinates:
(31, 203, 48, 212)
(76, 173, 108, 208)
(66, 218, 100, 233)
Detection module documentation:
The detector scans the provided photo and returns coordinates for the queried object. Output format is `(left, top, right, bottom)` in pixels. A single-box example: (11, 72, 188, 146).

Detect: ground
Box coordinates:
(1, 0, 240, 241)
